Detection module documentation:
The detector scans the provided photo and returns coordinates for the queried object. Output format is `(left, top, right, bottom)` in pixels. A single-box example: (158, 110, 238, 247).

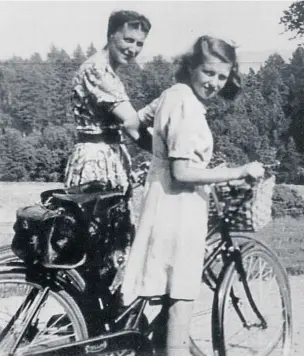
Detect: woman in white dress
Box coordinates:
(122, 35, 265, 356)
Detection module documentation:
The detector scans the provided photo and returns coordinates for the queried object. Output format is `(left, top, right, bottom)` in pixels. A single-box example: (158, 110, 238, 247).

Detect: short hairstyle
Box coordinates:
(175, 35, 242, 100)
(107, 10, 152, 40)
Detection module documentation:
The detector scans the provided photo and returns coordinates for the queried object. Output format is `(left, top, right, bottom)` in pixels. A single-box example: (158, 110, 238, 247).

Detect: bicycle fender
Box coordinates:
(231, 234, 274, 254)
(211, 241, 254, 355)
(211, 259, 234, 355)
(0, 260, 27, 274)
(0, 260, 86, 294)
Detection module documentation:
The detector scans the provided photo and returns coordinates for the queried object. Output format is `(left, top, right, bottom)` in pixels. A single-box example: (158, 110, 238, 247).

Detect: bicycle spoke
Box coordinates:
(190, 269, 215, 356)
(192, 308, 213, 318)
(0, 273, 88, 355)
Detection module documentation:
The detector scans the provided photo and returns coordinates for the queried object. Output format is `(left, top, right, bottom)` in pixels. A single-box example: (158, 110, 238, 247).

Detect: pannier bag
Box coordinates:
(12, 203, 87, 268)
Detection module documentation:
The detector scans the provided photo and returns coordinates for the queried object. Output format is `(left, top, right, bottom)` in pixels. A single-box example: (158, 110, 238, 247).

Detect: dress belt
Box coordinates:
(77, 131, 123, 144)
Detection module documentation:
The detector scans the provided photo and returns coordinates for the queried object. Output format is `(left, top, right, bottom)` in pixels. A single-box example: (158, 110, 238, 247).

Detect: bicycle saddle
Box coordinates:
(41, 181, 126, 206)
(52, 191, 124, 205)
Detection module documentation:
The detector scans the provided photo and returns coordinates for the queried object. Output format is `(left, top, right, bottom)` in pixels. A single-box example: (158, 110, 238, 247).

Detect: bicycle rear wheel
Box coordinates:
(0, 270, 88, 355)
(0, 245, 19, 264)
(214, 243, 292, 356)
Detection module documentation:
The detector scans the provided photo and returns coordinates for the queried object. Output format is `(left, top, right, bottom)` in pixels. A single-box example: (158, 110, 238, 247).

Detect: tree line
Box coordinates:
(0, 35, 304, 184)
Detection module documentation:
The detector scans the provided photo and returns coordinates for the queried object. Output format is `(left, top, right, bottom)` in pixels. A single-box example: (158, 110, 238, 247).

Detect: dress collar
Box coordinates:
(98, 49, 117, 77)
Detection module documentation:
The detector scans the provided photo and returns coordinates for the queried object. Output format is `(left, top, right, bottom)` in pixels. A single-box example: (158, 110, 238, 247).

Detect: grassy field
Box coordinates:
(243, 216, 304, 275)
(283, 184, 304, 199)
(0, 181, 144, 245)
(1, 182, 304, 274)
(282, 184, 304, 199)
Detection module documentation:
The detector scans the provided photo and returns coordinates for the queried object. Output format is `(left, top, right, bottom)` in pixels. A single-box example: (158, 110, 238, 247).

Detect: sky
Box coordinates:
(0, 1, 302, 70)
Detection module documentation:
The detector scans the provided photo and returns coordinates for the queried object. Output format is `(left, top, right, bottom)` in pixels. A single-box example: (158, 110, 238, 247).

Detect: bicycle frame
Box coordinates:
(77, 184, 268, 353)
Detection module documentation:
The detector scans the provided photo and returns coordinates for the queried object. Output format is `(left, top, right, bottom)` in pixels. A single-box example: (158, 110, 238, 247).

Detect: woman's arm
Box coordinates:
(82, 61, 155, 151)
(112, 102, 153, 152)
(112, 101, 140, 139)
(171, 159, 264, 185)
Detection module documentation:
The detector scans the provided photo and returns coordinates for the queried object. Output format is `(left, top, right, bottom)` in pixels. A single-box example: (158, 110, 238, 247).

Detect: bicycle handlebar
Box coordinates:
(209, 161, 280, 216)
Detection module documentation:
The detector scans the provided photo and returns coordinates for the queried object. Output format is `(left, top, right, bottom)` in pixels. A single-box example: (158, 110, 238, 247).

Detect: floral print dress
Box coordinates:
(64, 50, 140, 288)
(65, 50, 132, 191)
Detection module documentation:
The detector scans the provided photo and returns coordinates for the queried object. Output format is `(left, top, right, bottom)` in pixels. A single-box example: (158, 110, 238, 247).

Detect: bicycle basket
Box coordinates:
(12, 203, 87, 268)
(208, 175, 276, 232)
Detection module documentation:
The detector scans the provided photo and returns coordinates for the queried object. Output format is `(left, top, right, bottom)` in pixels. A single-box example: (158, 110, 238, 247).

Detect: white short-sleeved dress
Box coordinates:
(122, 83, 214, 305)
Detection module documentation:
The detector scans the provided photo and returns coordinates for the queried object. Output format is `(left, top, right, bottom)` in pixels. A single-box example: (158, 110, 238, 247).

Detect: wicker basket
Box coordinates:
(208, 175, 276, 232)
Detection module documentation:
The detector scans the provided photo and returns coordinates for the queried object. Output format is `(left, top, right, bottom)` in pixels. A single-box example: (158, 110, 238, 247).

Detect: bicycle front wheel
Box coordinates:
(0, 270, 88, 355)
(214, 243, 292, 356)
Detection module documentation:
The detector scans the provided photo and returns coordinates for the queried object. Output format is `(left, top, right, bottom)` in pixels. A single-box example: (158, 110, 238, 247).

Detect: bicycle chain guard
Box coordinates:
(21, 329, 153, 356)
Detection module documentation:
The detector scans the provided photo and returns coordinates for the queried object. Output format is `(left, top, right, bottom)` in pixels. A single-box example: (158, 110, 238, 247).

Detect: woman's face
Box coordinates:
(108, 23, 147, 66)
(190, 55, 232, 100)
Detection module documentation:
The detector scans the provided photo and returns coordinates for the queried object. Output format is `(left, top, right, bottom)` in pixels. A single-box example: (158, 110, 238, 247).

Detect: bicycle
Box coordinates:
(0, 162, 292, 356)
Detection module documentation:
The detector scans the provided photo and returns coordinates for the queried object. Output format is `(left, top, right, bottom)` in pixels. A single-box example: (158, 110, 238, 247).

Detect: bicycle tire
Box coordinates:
(0, 270, 88, 355)
(213, 241, 292, 356)
(0, 244, 19, 264)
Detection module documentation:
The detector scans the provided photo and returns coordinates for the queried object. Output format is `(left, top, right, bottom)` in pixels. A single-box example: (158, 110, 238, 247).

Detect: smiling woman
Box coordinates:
(107, 24, 146, 67)
(175, 36, 241, 100)
(65, 10, 152, 186)
(106, 12, 149, 68)
(121, 35, 265, 356)
(64, 10, 154, 302)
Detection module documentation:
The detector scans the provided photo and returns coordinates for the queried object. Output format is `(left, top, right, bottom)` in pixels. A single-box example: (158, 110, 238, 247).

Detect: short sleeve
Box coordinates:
(138, 97, 160, 127)
(81, 62, 129, 109)
(166, 97, 200, 160)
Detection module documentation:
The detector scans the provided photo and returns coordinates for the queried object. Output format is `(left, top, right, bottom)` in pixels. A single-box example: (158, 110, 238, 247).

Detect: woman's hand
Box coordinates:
(243, 161, 265, 180)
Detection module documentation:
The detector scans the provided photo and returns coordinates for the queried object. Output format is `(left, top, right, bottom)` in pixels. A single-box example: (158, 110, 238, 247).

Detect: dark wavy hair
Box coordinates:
(175, 35, 241, 100)
(107, 10, 152, 40)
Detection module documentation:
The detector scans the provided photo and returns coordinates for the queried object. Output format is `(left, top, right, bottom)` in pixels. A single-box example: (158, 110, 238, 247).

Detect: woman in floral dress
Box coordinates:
(65, 10, 152, 189)
(122, 35, 265, 356)
(64, 10, 155, 292)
